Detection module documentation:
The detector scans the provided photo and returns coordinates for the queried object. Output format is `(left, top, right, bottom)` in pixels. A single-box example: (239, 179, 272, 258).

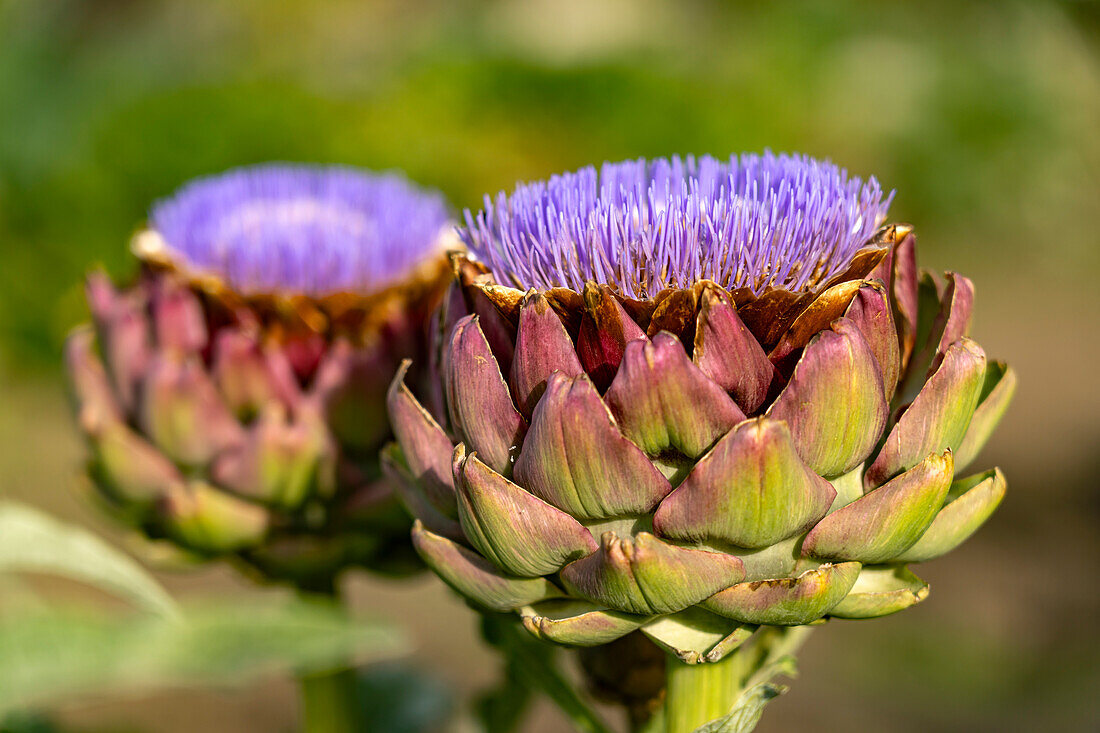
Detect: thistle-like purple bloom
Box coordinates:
(149, 164, 451, 297)
(463, 152, 893, 298)
(66, 163, 456, 587)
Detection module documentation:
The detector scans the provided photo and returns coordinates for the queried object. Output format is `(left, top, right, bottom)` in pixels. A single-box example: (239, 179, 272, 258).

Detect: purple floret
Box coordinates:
(150, 164, 450, 296)
(462, 152, 893, 298)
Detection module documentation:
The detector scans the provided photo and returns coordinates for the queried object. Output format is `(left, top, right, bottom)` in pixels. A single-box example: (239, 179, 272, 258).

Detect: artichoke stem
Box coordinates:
(664, 651, 744, 733)
(299, 667, 361, 733)
(662, 626, 812, 733)
(296, 582, 362, 733)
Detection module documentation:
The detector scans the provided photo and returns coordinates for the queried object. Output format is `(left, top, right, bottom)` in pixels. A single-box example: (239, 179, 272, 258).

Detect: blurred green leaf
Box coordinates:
(0, 711, 64, 733)
(0, 598, 406, 715)
(353, 664, 453, 733)
(0, 501, 178, 618)
(475, 614, 539, 733)
(475, 671, 533, 733)
(483, 615, 613, 733)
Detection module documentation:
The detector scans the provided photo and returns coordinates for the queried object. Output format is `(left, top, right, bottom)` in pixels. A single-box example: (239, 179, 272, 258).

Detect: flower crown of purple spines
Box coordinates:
(150, 164, 451, 297)
(462, 151, 893, 298)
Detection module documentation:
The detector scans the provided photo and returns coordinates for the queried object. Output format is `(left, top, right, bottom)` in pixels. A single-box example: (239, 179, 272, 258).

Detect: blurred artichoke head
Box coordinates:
(387, 153, 1015, 663)
(67, 164, 455, 587)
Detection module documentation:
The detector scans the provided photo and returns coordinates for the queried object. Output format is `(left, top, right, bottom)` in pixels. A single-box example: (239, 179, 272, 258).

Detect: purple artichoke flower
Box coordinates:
(65, 164, 453, 587)
(387, 152, 1015, 728)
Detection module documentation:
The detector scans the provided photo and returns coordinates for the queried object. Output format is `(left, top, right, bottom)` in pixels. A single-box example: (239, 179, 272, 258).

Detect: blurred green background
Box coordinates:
(1, 0, 1098, 731)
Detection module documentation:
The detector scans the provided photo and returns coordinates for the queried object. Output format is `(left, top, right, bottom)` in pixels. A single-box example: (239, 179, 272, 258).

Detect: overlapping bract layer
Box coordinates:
(388, 225, 1014, 664)
(66, 167, 453, 586)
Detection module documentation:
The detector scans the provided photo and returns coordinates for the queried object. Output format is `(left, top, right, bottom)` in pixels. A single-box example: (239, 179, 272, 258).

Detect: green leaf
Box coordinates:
(483, 615, 614, 733)
(475, 666, 534, 733)
(476, 614, 537, 733)
(353, 664, 454, 733)
(0, 599, 406, 714)
(0, 501, 178, 618)
(743, 653, 798, 691)
(690, 682, 787, 733)
(0, 710, 64, 733)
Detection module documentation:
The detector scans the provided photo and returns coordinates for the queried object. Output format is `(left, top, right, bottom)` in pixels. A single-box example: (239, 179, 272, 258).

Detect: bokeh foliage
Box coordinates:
(1, 0, 1098, 370)
(0, 502, 405, 716)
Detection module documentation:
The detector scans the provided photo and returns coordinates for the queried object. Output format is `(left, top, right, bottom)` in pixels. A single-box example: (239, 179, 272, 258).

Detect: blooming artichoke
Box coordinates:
(387, 153, 1014, 673)
(65, 164, 453, 588)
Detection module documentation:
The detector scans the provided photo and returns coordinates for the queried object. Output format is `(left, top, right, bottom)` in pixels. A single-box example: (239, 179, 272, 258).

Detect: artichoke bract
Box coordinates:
(66, 164, 453, 588)
(387, 153, 1014, 677)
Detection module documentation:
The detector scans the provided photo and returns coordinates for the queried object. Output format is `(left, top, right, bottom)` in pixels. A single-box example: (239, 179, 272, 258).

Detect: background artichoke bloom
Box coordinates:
(387, 153, 1016, 729)
(66, 164, 453, 590)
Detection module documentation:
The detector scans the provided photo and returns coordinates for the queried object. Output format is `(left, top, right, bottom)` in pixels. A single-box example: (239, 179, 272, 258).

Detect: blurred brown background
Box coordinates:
(1, 0, 1098, 731)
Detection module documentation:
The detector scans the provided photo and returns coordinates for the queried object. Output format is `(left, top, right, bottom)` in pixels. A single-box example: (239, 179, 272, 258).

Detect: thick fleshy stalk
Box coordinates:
(299, 669, 361, 733)
(296, 584, 364, 733)
(664, 627, 812, 733)
(664, 656, 742, 732)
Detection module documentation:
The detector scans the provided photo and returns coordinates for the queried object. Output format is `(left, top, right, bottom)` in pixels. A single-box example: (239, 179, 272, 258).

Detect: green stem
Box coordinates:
(296, 579, 362, 733)
(664, 649, 745, 733)
(299, 667, 361, 733)
(663, 626, 813, 733)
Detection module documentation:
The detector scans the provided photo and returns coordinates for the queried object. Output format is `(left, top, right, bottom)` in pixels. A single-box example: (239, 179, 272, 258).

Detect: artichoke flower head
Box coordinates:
(388, 152, 1015, 662)
(67, 164, 454, 587)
